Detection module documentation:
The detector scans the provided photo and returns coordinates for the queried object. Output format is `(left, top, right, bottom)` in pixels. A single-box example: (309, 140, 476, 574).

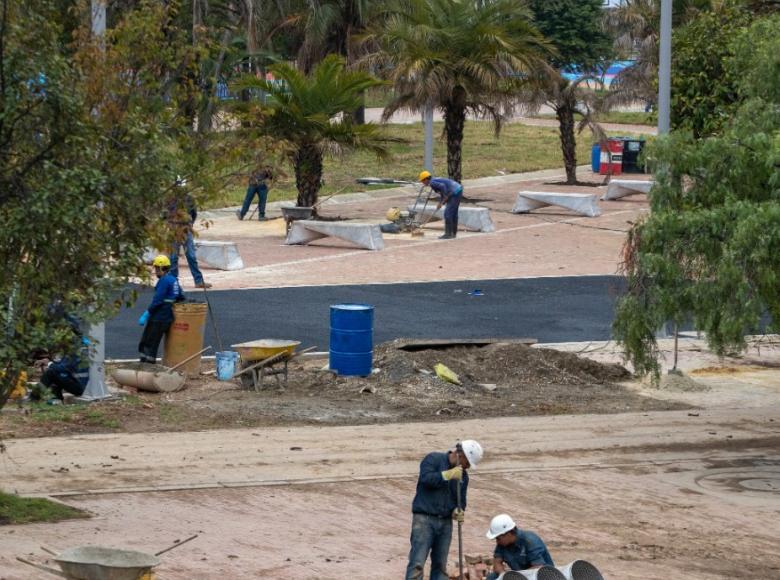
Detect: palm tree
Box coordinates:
(518, 72, 607, 185)
(363, 0, 548, 182)
(603, 0, 710, 106)
(235, 54, 399, 207)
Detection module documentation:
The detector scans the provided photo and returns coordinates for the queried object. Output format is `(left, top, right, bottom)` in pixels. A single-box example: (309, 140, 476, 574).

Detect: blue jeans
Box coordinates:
(240, 184, 268, 218)
(405, 513, 453, 580)
(170, 230, 204, 285)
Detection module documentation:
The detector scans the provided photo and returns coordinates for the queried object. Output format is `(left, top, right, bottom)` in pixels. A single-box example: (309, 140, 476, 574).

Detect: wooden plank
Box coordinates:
(393, 338, 537, 351)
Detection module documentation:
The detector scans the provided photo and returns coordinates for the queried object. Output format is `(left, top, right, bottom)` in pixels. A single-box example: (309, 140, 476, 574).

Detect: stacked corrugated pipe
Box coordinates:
(557, 560, 605, 580)
(498, 560, 604, 580)
(499, 567, 566, 580)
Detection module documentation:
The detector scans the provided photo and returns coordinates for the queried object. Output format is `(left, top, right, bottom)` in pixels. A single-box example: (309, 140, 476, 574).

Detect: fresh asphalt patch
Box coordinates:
(106, 276, 626, 359)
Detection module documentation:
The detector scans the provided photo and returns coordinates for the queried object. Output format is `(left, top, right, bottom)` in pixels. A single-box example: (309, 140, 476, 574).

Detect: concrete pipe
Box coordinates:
(557, 560, 604, 580)
(499, 566, 567, 580)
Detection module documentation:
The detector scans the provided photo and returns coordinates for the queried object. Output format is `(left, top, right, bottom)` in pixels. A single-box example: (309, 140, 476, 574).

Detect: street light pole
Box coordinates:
(423, 104, 434, 172)
(657, 0, 672, 134)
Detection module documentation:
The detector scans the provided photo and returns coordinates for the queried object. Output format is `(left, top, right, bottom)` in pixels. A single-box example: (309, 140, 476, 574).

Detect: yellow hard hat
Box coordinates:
(152, 255, 171, 268)
(386, 207, 401, 221)
(418, 170, 432, 182)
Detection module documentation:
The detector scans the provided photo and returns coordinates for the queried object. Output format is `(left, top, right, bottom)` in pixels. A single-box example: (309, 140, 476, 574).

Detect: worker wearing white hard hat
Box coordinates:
(405, 439, 484, 580)
(485, 514, 554, 580)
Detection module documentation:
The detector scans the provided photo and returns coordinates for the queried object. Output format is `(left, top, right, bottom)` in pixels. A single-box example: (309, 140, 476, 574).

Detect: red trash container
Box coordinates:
(599, 138, 623, 175)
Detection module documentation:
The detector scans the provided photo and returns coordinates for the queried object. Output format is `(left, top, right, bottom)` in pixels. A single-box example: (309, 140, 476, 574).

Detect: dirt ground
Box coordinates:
(1, 341, 690, 439)
(1, 338, 779, 579)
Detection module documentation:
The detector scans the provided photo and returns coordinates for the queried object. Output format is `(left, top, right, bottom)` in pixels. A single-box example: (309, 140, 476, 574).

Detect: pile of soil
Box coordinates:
(2, 343, 690, 438)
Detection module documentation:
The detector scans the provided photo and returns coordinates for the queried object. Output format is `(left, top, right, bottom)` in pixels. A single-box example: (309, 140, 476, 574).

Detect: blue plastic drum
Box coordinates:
(330, 304, 374, 376)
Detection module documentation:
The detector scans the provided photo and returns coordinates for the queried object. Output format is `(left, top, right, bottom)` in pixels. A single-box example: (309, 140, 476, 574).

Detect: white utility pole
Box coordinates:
(82, 0, 112, 401)
(657, 0, 672, 134)
(423, 104, 434, 172)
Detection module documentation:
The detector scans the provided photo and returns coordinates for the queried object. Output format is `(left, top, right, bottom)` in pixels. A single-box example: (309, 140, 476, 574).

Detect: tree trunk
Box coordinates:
(294, 142, 323, 208)
(556, 100, 577, 185)
(443, 101, 466, 182)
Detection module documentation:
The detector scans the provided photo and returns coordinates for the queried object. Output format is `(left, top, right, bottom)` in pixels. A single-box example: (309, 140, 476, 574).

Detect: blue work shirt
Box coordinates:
(411, 451, 468, 518)
(429, 178, 463, 201)
(50, 338, 90, 387)
(494, 528, 554, 570)
(147, 273, 184, 322)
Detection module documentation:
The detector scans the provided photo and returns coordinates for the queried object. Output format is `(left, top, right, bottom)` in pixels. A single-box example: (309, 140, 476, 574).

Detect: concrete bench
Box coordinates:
(513, 191, 601, 217)
(194, 240, 244, 270)
(407, 203, 496, 233)
(602, 179, 654, 200)
(285, 220, 385, 250)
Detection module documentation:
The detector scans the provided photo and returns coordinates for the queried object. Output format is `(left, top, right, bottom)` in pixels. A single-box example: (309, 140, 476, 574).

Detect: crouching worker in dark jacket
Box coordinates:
(485, 513, 554, 580)
(39, 315, 90, 402)
(138, 255, 184, 363)
(405, 439, 484, 580)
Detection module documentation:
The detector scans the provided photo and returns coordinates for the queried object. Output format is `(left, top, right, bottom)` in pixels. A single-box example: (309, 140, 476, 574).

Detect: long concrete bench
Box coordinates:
(195, 240, 244, 270)
(513, 191, 601, 217)
(285, 220, 384, 250)
(602, 179, 654, 200)
(407, 203, 496, 233)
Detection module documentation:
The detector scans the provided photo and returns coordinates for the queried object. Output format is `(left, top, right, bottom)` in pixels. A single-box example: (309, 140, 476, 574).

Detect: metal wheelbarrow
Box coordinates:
(18, 546, 159, 579)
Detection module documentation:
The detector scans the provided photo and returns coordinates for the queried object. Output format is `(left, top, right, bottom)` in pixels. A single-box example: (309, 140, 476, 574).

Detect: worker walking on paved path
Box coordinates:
(405, 439, 483, 580)
(485, 514, 554, 579)
(419, 171, 463, 240)
(138, 255, 185, 364)
(237, 165, 274, 221)
(166, 180, 212, 289)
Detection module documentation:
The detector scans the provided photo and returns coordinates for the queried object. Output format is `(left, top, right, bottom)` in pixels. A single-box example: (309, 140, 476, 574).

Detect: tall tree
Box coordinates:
(0, 0, 239, 407)
(612, 14, 780, 378)
(364, 0, 548, 182)
(522, 0, 613, 184)
(234, 54, 399, 207)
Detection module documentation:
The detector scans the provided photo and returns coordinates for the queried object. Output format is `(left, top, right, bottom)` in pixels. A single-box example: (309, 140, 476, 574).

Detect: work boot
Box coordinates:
(236, 210, 244, 221)
(195, 281, 213, 289)
(439, 223, 453, 239)
(451, 219, 458, 238)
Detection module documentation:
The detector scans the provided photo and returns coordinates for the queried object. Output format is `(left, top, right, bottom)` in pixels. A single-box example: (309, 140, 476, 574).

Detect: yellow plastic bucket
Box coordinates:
(163, 302, 208, 376)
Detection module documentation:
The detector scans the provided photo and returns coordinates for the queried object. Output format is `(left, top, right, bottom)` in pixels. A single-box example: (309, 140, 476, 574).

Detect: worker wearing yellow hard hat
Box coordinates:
(418, 170, 463, 239)
(138, 255, 185, 364)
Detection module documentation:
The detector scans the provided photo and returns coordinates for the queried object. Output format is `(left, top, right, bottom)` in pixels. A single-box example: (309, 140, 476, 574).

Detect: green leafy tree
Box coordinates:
(235, 54, 398, 207)
(0, 1, 239, 407)
(613, 14, 780, 378)
(670, 2, 750, 137)
(364, 0, 548, 182)
(522, 0, 613, 184)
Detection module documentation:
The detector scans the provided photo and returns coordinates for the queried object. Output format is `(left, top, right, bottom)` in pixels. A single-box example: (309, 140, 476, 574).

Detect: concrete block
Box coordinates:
(195, 240, 244, 270)
(407, 204, 496, 233)
(512, 191, 601, 217)
(602, 179, 654, 200)
(286, 220, 384, 250)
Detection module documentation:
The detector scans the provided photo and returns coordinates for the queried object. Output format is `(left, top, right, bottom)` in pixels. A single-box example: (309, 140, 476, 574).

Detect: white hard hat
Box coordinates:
(486, 514, 516, 539)
(459, 439, 483, 468)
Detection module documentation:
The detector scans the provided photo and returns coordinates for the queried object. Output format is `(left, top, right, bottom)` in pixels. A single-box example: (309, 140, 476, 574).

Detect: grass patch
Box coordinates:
(0, 491, 89, 525)
(532, 111, 657, 126)
(205, 121, 643, 209)
(23, 403, 121, 429)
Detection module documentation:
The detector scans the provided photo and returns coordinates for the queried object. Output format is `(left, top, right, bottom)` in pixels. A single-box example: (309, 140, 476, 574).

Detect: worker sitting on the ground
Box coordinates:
(138, 255, 185, 364)
(405, 439, 484, 580)
(37, 314, 90, 403)
(485, 514, 554, 579)
(418, 170, 463, 240)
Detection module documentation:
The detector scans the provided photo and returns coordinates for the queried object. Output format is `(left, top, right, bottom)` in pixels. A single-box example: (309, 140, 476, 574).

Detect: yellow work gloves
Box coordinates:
(441, 465, 463, 481)
(453, 508, 465, 523)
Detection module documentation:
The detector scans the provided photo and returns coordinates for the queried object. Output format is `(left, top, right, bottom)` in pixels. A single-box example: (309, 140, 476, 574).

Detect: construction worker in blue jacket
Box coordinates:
(138, 255, 185, 363)
(39, 314, 90, 402)
(485, 514, 554, 579)
(419, 171, 463, 239)
(405, 439, 484, 580)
